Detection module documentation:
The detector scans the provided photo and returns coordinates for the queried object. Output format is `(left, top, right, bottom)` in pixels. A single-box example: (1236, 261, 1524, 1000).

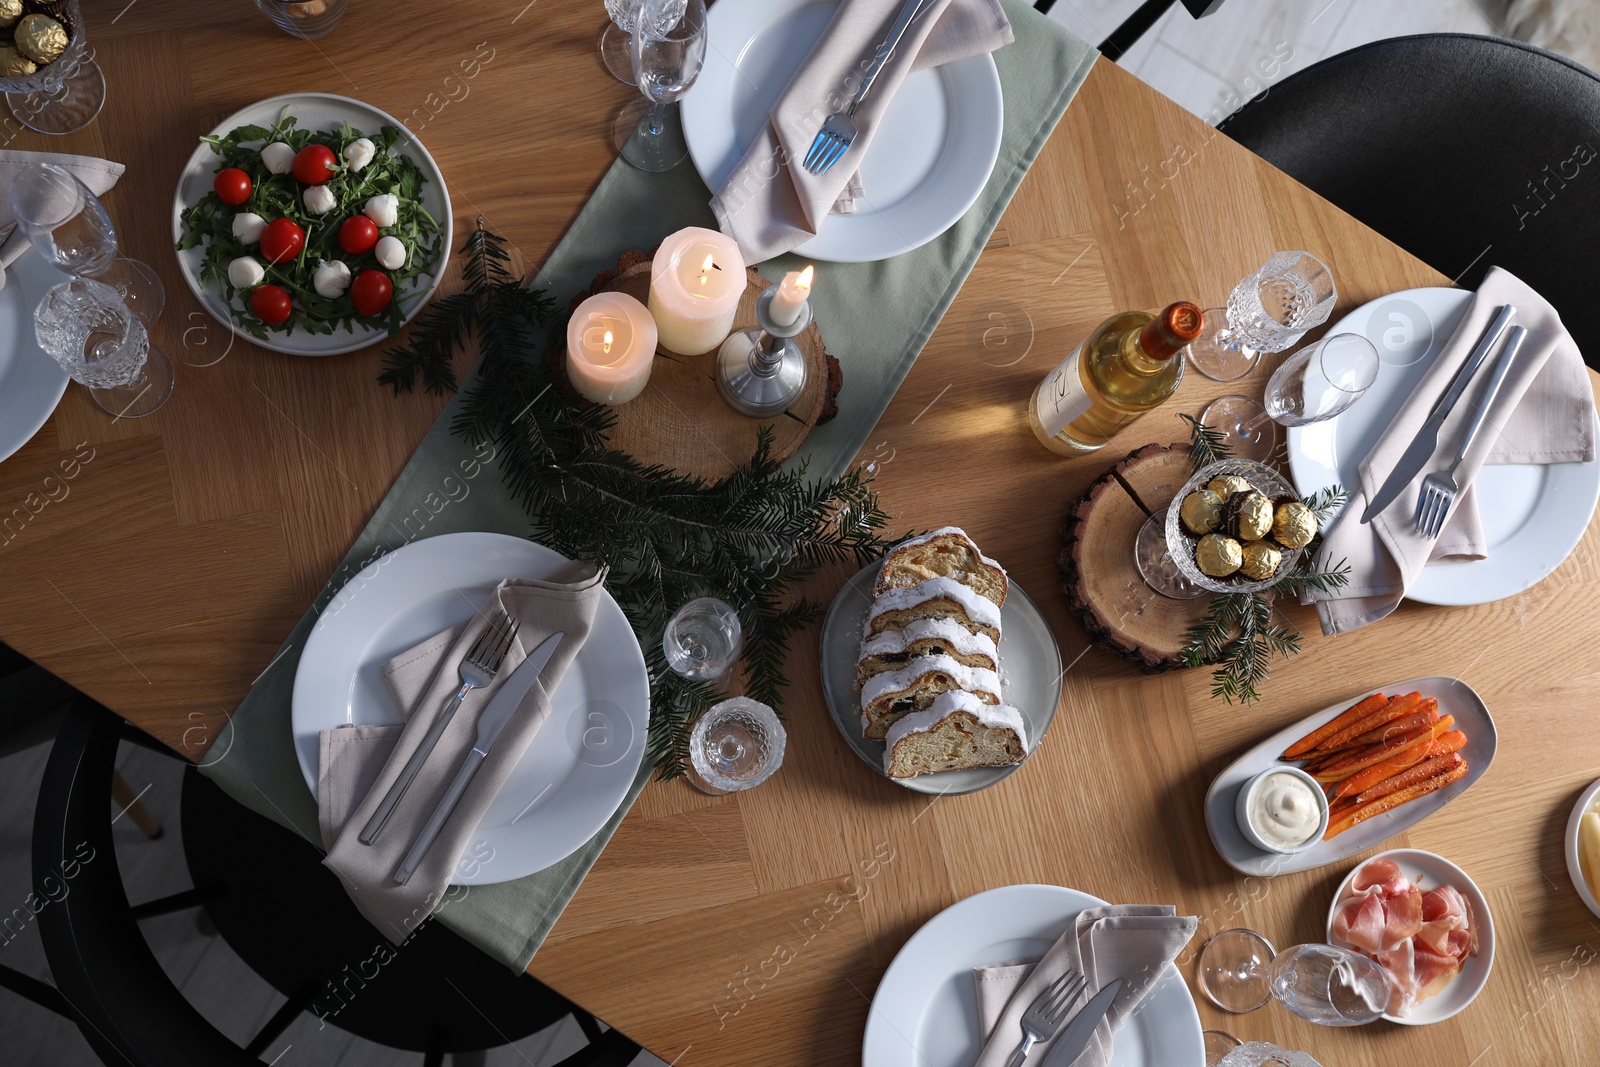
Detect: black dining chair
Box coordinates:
(1218, 33, 1600, 370)
(1033, 0, 1227, 59)
(21, 691, 643, 1066)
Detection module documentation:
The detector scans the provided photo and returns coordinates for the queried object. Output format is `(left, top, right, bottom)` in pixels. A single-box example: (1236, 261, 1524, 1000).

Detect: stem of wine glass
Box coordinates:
(644, 99, 667, 138)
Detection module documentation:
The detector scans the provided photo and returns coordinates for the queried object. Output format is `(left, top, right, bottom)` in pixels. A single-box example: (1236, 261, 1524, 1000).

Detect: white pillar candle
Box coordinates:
(565, 291, 658, 405)
(647, 226, 746, 355)
(768, 265, 813, 328)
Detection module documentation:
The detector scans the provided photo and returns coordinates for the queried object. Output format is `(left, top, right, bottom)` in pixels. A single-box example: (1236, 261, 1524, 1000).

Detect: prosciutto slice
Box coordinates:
(1333, 891, 1388, 955)
(1416, 885, 1473, 959)
(1333, 859, 1475, 1017)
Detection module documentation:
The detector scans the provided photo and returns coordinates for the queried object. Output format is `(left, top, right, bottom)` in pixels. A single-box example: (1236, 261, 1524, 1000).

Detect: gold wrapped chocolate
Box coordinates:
(0, 0, 23, 30)
(1195, 533, 1242, 578)
(1206, 474, 1252, 499)
(1226, 491, 1273, 541)
(1179, 489, 1223, 536)
(15, 14, 66, 65)
(1240, 541, 1283, 581)
(1272, 501, 1316, 549)
(0, 43, 35, 77)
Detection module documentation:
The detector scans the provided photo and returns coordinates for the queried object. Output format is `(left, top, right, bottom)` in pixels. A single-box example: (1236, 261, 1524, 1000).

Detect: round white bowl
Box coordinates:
(1234, 765, 1328, 854)
(1564, 777, 1600, 920)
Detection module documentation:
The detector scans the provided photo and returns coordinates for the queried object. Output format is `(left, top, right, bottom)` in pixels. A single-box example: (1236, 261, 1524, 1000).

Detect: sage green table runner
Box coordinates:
(200, 1, 1096, 972)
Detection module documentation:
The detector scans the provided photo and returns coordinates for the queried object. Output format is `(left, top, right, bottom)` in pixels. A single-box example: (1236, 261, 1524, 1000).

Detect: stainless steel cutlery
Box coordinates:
(1005, 968, 1087, 1067)
(802, 0, 928, 175)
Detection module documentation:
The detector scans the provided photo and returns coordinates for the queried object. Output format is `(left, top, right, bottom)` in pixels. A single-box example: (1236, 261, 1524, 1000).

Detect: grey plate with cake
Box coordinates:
(819, 563, 1063, 796)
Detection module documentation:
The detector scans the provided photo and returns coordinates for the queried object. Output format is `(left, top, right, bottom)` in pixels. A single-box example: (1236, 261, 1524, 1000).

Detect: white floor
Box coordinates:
(1046, 0, 1505, 124)
(0, 738, 666, 1067)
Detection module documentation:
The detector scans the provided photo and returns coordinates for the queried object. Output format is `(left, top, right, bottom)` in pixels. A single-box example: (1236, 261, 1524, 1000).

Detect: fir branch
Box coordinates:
(1180, 413, 1233, 471)
(1302, 484, 1350, 527)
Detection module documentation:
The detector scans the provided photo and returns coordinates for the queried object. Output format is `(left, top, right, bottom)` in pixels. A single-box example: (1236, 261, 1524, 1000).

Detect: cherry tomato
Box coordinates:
(292, 144, 338, 185)
(250, 284, 292, 325)
(350, 270, 393, 317)
(258, 218, 305, 264)
(213, 168, 252, 206)
(338, 216, 379, 255)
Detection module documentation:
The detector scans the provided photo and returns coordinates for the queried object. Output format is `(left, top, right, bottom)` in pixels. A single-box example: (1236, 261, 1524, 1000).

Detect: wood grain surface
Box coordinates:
(3, 3, 1596, 1065)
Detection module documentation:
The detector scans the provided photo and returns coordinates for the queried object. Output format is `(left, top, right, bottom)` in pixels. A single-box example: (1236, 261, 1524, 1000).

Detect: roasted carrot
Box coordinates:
(1283, 692, 1388, 759)
(1312, 692, 1424, 753)
(1324, 761, 1470, 838)
(1329, 735, 1445, 801)
(1353, 752, 1466, 806)
(1311, 723, 1434, 782)
(1344, 700, 1440, 748)
(1430, 729, 1468, 758)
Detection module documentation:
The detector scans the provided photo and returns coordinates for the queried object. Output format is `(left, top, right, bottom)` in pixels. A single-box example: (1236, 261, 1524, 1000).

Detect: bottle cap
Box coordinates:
(1139, 302, 1205, 359)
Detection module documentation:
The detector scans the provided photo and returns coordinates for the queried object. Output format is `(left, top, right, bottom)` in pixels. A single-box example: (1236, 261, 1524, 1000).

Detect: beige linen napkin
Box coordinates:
(710, 0, 1013, 263)
(0, 151, 124, 290)
(320, 565, 606, 942)
(1309, 267, 1596, 634)
(971, 904, 1197, 1067)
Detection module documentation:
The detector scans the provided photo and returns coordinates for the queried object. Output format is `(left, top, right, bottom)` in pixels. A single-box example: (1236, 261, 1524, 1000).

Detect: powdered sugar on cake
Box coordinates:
(865, 577, 1003, 634)
(859, 654, 1002, 718)
(857, 617, 999, 664)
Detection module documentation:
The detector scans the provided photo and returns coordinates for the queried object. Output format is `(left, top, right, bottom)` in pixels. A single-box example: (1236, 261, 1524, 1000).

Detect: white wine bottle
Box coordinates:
(1028, 301, 1203, 456)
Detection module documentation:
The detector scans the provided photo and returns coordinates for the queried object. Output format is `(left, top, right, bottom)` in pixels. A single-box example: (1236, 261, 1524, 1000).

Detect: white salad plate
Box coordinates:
(1564, 776, 1600, 921)
(0, 250, 71, 465)
(171, 92, 453, 357)
(1204, 676, 1496, 877)
(1326, 848, 1495, 1025)
(1287, 286, 1600, 606)
(290, 533, 649, 885)
(863, 884, 1204, 1066)
(683, 0, 1003, 263)
(819, 562, 1062, 796)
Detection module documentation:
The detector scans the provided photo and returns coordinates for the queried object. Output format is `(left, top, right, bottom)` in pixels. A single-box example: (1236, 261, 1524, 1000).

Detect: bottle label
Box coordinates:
(1034, 342, 1093, 439)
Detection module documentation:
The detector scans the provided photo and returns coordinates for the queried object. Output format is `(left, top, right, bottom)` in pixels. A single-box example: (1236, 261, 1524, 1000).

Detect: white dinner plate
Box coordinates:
(1287, 287, 1600, 605)
(0, 250, 72, 465)
(683, 0, 1003, 262)
(171, 92, 453, 357)
(864, 884, 1204, 1066)
(1204, 675, 1496, 877)
(291, 533, 649, 885)
(1326, 849, 1495, 1025)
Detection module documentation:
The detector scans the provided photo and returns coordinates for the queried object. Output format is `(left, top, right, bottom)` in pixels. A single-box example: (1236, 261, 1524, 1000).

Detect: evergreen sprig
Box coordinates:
(380, 219, 897, 776)
(1177, 417, 1351, 704)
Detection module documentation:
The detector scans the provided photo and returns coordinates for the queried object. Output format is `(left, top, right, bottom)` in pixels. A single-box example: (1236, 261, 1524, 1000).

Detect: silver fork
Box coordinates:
(358, 609, 519, 844)
(1414, 325, 1528, 538)
(1005, 968, 1088, 1067)
(802, 0, 929, 175)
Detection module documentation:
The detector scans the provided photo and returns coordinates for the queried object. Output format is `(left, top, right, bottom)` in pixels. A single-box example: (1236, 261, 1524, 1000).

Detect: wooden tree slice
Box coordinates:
(1059, 443, 1216, 671)
(559, 253, 841, 484)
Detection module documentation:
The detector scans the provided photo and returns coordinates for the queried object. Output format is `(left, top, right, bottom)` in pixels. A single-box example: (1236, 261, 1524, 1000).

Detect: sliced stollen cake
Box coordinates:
(873, 526, 1009, 606)
(858, 653, 1003, 740)
(864, 576, 1002, 643)
(882, 691, 1028, 779)
(855, 616, 999, 691)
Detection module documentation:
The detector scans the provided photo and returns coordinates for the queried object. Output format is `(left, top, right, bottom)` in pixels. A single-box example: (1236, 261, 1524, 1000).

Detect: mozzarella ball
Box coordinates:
(363, 193, 399, 228)
(343, 137, 376, 173)
(312, 259, 352, 299)
(231, 211, 267, 244)
(302, 184, 337, 216)
(373, 236, 406, 271)
(227, 257, 265, 288)
(260, 142, 295, 175)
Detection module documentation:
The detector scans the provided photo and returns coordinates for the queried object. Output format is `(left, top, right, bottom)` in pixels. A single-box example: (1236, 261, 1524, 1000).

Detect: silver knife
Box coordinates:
(1039, 978, 1123, 1067)
(392, 630, 564, 885)
(1360, 304, 1515, 523)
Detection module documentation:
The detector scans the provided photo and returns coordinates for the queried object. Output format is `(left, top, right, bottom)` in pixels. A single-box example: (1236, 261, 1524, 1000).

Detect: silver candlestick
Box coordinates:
(715, 284, 810, 417)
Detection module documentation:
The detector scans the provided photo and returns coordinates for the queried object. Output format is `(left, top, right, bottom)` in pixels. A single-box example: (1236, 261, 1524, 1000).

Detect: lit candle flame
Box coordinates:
(797, 265, 814, 291)
(602, 329, 613, 355)
(698, 253, 715, 286)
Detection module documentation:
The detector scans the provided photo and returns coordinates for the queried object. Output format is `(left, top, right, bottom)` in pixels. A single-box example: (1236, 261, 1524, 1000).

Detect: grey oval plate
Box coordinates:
(819, 563, 1063, 795)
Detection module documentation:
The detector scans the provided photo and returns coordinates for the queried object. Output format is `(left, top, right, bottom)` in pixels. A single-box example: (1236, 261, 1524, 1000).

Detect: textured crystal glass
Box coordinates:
(688, 697, 786, 795)
(0, 0, 105, 135)
(615, 0, 706, 171)
(662, 596, 743, 680)
(1188, 252, 1338, 381)
(34, 277, 172, 418)
(1135, 506, 1204, 600)
(1165, 460, 1304, 594)
(255, 0, 352, 39)
(1216, 1043, 1325, 1067)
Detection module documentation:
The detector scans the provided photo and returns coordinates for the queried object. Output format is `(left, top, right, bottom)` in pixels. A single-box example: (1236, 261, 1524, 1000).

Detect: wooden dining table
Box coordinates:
(5, 1, 1598, 1064)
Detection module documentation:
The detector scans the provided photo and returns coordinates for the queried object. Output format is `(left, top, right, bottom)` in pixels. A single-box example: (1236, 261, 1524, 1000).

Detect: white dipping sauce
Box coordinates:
(1248, 771, 1323, 849)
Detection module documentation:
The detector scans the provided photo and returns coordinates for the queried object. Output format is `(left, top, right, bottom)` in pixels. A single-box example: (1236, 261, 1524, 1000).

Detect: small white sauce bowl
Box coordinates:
(1235, 765, 1329, 854)
(1565, 776, 1600, 921)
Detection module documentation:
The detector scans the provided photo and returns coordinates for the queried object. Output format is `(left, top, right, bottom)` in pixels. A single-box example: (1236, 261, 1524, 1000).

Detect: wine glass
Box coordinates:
(686, 697, 786, 795)
(662, 596, 743, 679)
(1188, 252, 1337, 382)
(600, 0, 645, 85)
(614, 0, 706, 172)
(1263, 333, 1380, 426)
(1198, 930, 1391, 1025)
(0, 0, 104, 135)
(1199, 395, 1278, 464)
(9, 163, 165, 325)
(34, 277, 173, 419)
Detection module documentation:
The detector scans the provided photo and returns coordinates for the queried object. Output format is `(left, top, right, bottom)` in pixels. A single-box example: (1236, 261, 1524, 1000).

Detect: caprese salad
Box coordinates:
(177, 107, 442, 341)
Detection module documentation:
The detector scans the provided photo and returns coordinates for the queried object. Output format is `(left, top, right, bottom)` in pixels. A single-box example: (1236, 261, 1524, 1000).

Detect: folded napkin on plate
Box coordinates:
(710, 0, 1013, 262)
(970, 904, 1197, 1067)
(0, 150, 124, 289)
(1308, 267, 1595, 634)
(320, 564, 606, 942)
